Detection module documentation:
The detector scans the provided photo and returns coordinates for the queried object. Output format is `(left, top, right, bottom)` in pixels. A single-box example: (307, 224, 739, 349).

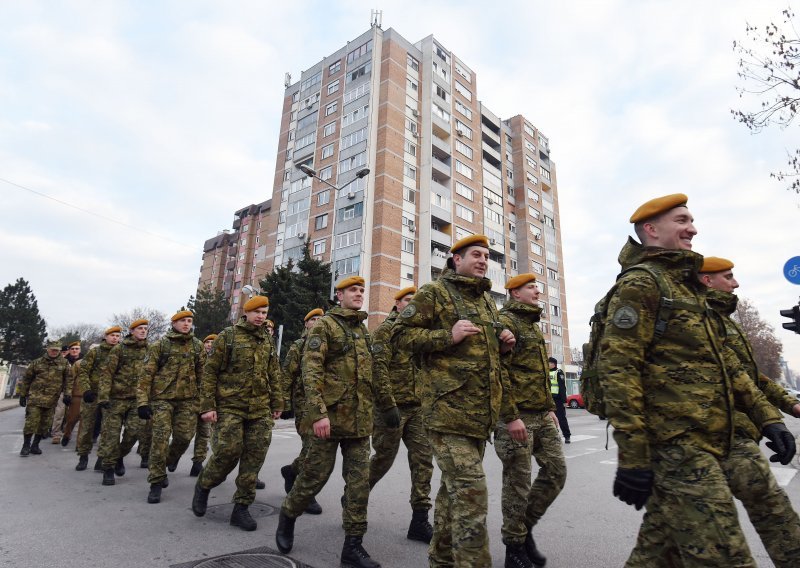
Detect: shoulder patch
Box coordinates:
(611, 305, 639, 329)
(400, 304, 417, 318)
(371, 343, 384, 354)
(307, 336, 322, 350)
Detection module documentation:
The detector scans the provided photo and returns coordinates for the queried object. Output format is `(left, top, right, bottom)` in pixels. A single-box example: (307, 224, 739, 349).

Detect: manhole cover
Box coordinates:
(171, 545, 315, 568)
(203, 501, 277, 522)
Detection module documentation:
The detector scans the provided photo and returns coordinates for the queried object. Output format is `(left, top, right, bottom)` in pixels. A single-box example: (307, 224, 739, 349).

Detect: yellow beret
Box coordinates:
(505, 273, 537, 290)
(394, 286, 417, 300)
(335, 276, 365, 290)
(304, 308, 324, 321)
(265, 319, 275, 328)
(68, 341, 81, 348)
(203, 334, 217, 342)
(243, 295, 269, 311)
(450, 234, 490, 254)
(171, 310, 194, 322)
(629, 193, 688, 223)
(104, 326, 121, 335)
(700, 256, 734, 273)
(129, 318, 149, 330)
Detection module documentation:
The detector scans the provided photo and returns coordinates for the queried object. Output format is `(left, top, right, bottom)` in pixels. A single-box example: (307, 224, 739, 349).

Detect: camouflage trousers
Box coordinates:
(720, 436, 800, 568)
(137, 419, 152, 460)
(192, 416, 211, 463)
(290, 413, 312, 474)
(98, 399, 145, 469)
(76, 399, 100, 456)
(50, 397, 66, 437)
(494, 410, 566, 545)
(198, 413, 273, 505)
(24, 405, 56, 436)
(282, 436, 371, 536)
(147, 399, 198, 485)
(626, 444, 756, 568)
(428, 431, 491, 568)
(369, 404, 433, 511)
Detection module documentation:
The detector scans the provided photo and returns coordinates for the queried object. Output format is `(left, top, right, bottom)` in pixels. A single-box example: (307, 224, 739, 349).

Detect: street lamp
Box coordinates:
(296, 163, 370, 193)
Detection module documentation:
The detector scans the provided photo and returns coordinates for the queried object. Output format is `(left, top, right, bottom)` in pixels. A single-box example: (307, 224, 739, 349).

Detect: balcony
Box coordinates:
(481, 123, 501, 147)
(482, 141, 501, 165)
(432, 113, 450, 138)
(431, 227, 452, 247)
(431, 203, 452, 224)
(431, 248, 448, 269)
(432, 134, 451, 155)
(432, 156, 452, 178)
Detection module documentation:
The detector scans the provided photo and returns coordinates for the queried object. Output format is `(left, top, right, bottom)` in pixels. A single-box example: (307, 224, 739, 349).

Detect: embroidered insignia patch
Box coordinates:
(611, 305, 639, 329)
(400, 304, 417, 318)
(371, 343, 384, 354)
(308, 336, 322, 350)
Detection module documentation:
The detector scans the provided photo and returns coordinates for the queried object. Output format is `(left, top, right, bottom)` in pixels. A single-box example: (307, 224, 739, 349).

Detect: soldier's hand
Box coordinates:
(201, 410, 217, 423)
(498, 329, 516, 354)
(63, 394, 72, 406)
(383, 406, 401, 428)
(792, 403, 800, 418)
(451, 320, 480, 345)
(313, 417, 331, 439)
(137, 405, 153, 420)
(280, 410, 295, 420)
(18, 396, 26, 408)
(548, 411, 559, 429)
(506, 418, 528, 442)
(613, 468, 654, 510)
(272, 410, 282, 420)
(82, 390, 97, 404)
(762, 423, 797, 465)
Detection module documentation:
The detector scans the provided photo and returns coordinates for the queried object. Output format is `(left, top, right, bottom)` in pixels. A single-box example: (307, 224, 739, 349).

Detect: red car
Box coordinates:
(566, 393, 585, 409)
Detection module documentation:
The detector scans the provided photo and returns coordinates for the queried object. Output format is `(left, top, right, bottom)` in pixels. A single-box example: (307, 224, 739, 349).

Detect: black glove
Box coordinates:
(98, 401, 110, 410)
(383, 406, 401, 428)
(63, 394, 72, 406)
(82, 390, 97, 404)
(19, 396, 27, 408)
(613, 468, 654, 510)
(280, 410, 295, 420)
(137, 406, 153, 420)
(762, 423, 797, 465)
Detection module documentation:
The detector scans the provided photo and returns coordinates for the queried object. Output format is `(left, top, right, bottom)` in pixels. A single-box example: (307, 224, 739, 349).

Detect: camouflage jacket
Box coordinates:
(302, 307, 395, 438)
(598, 238, 782, 469)
(200, 320, 285, 419)
(77, 342, 114, 394)
(98, 337, 149, 402)
(18, 354, 70, 407)
(498, 300, 555, 416)
(373, 310, 423, 407)
(282, 332, 307, 416)
(394, 269, 513, 440)
(707, 289, 798, 441)
(137, 331, 204, 406)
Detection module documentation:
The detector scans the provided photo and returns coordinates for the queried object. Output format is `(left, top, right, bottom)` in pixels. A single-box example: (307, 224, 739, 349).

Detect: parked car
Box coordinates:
(566, 393, 585, 409)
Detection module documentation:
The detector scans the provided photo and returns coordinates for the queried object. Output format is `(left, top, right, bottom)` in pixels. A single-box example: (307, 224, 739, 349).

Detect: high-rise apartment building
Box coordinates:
(198, 24, 571, 360)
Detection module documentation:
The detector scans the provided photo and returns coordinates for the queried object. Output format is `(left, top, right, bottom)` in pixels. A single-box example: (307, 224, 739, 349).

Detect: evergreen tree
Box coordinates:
(0, 278, 48, 364)
(188, 286, 231, 339)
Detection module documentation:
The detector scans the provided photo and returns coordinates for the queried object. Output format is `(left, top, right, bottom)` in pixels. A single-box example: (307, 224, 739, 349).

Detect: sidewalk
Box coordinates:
(0, 397, 19, 412)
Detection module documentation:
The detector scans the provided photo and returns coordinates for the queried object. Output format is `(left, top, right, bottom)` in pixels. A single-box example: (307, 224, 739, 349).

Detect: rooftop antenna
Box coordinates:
(284, 72, 292, 88)
(371, 9, 382, 28)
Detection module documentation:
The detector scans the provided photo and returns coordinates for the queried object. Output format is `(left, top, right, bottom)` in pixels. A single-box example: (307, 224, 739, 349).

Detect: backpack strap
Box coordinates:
(156, 337, 172, 370)
(220, 327, 237, 371)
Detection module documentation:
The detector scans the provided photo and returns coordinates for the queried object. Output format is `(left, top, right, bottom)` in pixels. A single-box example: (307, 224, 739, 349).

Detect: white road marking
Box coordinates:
(566, 434, 597, 443)
(565, 445, 617, 459)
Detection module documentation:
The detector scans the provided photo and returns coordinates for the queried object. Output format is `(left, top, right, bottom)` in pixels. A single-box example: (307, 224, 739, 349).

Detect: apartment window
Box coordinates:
(544, 215, 555, 228)
(335, 228, 362, 249)
(432, 104, 450, 123)
(526, 172, 539, 185)
(313, 239, 326, 255)
(531, 261, 544, 275)
(539, 134, 549, 148)
(540, 166, 551, 182)
(485, 208, 503, 224)
(404, 186, 416, 203)
(528, 206, 541, 220)
(455, 100, 472, 120)
(321, 143, 335, 160)
(239, 252, 245, 261)
(285, 148, 292, 160)
(296, 131, 316, 149)
(347, 40, 373, 63)
(530, 242, 543, 255)
(340, 151, 367, 174)
(315, 214, 328, 230)
(542, 196, 555, 212)
(455, 140, 473, 159)
(454, 226, 474, 241)
(528, 187, 540, 202)
(329, 61, 341, 75)
(454, 81, 472, 101)
(456, 204, 474, 222)
(548, 268, 559, 281)
(407, 78, 418, 92)
(454, 61, 471, 81)
(341, 127, 367, 150)
(292, 91, 300, 103)
(279, 211, 286, 224)
(338, 202, 364, 222)
(551, 324, 562, 337)
(524, 123, 535, 137)
(242, 224, 249, 232)
(299, 71, 322, 92)
(526, 155, 537, 169)
(407, 54, 419, 71)
(539, 321, 548, 334)
(288, 197, 310, 215)
(404, 162, 417, 179)
(325, 102, 338, 116)
(317, 190, 330, 206)
(290, 110, 297, 121)
(401, 237, 415, 254)
(283, 170, 291, 181)
(404, 139, 417, 157)
(323, 122, 336, 137)
(525, 140, 535, 152)
(406, 118, 418, 134)
(237, 266, 242, 275)
(434, 43, 450, 64)
(511, 259, 518, 270)
(320, 166, 333, 181)
(348, 61, 372, 83)
(551, 305, 561, 317)
(455, 160, 473, 180)
(455, 182, 474, 201)
(530, 226, 542, 241)
(343, 83, 369, 104)
(435, 84, 449, 103)
(335, 255, 361, 276)
(337, 176, 366, 198)
(342, 104, 369, 127)
(509, 221, 516, 234)
(327, 79, 340, 95)
(455, 120, 473, 140)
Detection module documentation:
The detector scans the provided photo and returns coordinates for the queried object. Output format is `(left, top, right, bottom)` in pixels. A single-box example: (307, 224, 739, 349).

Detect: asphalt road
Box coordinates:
(1, 406, 798, 567)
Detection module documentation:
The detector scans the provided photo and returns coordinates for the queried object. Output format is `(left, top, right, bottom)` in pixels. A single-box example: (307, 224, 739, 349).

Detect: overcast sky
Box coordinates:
(2, 1, 800, 370)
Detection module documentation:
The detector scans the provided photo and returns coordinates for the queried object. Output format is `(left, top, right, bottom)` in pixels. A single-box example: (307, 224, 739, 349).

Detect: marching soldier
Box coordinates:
(188, 334, 217, 477)
(54, 341, 82, 445)
(368, 286, 434, 544)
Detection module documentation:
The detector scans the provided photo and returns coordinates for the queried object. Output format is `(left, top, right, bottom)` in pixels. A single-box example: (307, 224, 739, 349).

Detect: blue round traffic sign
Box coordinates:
(784, 257, 800, 284)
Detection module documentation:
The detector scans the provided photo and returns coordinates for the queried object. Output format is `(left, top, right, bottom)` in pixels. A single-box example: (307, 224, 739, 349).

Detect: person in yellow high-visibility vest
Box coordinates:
(548, 358, 570, 443)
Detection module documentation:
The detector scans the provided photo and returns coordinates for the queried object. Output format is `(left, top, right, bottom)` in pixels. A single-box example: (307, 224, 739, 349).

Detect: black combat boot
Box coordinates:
(147, 484, 162, 504)
(30, 435, 42, 455)
(140, 456, 149, 468)
(275, 510, 296, 553)
(102, 468, 115, 486)
(407, 508, 433, 543)
(94, 456, 103, 471)
(167, 458, 179, 472)
(161, 476, 169, 488)
(280, 464, 296, 493)
(230, 504, 257, 531)
(114, 457, 125, 476)
(190, 461, 203, 477)
(505, 543, 534, 568)
(525, 530, 547, 567)
(304, 497, 322, 515)
(341, 536, 381, 568)
(20, 434, 32, 457)
(76, 455, 88, 471)
(192, 483, 210, 517)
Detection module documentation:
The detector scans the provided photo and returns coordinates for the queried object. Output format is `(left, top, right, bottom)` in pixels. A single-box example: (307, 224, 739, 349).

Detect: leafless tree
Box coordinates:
(733, 297, 784, 378)
(108, 307, 170, 340)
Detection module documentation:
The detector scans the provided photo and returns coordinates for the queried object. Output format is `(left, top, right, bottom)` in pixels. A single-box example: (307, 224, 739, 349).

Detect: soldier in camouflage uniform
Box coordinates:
(137, 310, 204, 504)
(54, 341, 82, 445)
(495, 273, 564, 568)
(278, 308, 324, 515)
(97, 319, 149, 486)
(368, 286, 435, 544)
(191, 296, 284, 531)
(188, 334, 217, 477)
(699, 256, 800, 568)
(17, 342, 71, 457)
(393, 235, 516, 568)
(276, 276, 397, 568)
(598, 194, 795, 567)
